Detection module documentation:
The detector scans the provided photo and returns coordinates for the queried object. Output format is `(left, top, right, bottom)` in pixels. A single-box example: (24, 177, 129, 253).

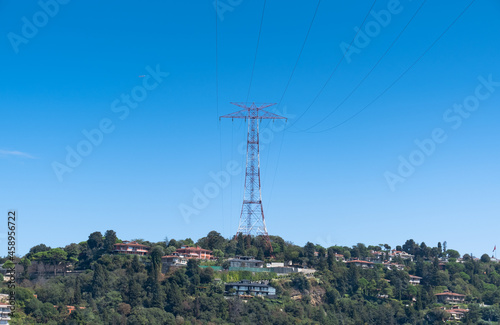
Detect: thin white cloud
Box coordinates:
(0, 150, 36, 159)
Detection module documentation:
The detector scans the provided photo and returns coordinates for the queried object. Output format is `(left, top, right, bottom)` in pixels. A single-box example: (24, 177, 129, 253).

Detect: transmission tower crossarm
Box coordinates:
(220, 102, 287, 120)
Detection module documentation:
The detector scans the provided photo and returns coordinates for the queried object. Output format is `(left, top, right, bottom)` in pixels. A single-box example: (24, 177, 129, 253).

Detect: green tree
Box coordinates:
(3, 260, 15, 269)
(33, 248, 68, 276)
(20, 257, 31, 279)
(304, 242, 316, 260)
(186, 259, 200, 278)
(446, 249, 460, 259)
(463, 303, 481, 323)
(150, 246, 163, 282)
(165, 246, 176, 255)
(204, 230, 225, 250)
(73, 277, 82, 305)
(426, 308, 450, 323)
(103, 230, 118, 253)
(27, 243, 51, 257)
(91, 263, 107, 298)
(213, 249, 224, 259)
(403, 239, 417, 255)
(64, 243, 81, 261)
(88, 231, 103, 250)
(481, 254, 491, 263)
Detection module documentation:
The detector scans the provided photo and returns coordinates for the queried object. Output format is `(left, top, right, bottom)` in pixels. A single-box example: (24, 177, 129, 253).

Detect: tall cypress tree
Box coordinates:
(103, 230, 118, 253)
(91, 264, 107, 298)
(73, 277, 82, 304)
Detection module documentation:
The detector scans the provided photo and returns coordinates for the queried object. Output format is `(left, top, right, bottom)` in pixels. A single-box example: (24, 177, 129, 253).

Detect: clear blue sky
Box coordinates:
(1, 0, 499, 257)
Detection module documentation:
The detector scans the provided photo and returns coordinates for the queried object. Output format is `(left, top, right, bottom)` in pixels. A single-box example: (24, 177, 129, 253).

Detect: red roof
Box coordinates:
(346, 260, 373, 264)
(114, 241, 150, 248)
(177, 246, 212, 253)
(435, 292, 465, 297)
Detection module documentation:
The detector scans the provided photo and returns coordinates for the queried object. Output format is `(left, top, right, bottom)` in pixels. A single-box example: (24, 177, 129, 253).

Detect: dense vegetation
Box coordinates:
(2, 231, 500, 324)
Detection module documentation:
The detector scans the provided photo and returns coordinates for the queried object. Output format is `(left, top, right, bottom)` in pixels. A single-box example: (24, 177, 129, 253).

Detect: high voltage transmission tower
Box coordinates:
(221, 102, 286, 249)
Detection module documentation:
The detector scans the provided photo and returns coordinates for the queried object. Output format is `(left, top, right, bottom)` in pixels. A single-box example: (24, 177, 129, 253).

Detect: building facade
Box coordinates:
(228, 256, 264, 268)
(225, 280, 276, 297)
(0, 303, 11, 325)
(435, 291, 466, 304)
(345, 260, 374, 269)
(161, 254, 188, 267)
(113, 241, 150, 256)
(161, 246, 214, 272)
(409, 275, 422, 285)
(174, 246, 214, 260)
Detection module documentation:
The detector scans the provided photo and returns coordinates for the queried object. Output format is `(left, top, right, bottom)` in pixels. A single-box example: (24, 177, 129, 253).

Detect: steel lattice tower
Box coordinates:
(221, 102, 286, 247)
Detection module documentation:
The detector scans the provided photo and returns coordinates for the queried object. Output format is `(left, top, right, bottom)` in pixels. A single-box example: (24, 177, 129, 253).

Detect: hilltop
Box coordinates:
(1, 230, 500, 324)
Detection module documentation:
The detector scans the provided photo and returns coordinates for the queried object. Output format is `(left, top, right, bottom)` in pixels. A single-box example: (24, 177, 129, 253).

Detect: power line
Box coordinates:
(277, 0, 322, 107)
(216, 0, 225, 236)
(264, 1, 321, 217)
(246, 0, 267, 102)
(219, 122, 225, 236)
(297, 0, 428, 132)
(267, 129, 286, 214)
(308, 0, 477, 133)
(215, 0, 219, 120)
(286, 0, 379, 130)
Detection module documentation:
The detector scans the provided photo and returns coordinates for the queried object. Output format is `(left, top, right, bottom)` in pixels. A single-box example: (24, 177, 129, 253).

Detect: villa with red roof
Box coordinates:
(113, 241, 150, 256)
(161, 246, 214, 271)
(444, 306, 469, 321)
(435, 290, 466, 304)
(173, 246, 214, 260)
(389, 250, 414, 261)
(409, 275, 422, 285)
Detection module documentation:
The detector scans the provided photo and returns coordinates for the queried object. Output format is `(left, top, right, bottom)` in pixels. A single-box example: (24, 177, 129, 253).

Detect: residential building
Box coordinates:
(345, 260, 374, 269)
(267, 262, 284, 268)
(444, 306, 469, 321)
(409, 275, 422, 285)
(113, 241, 150, 256)
(369, 250, 386, 262)
(333, 253, 345, 261)
(161, 254, 188, 267)
(161, 246, 214, 272)
(174, 246, 214, 260)
(435, 291, 465, 304)
(0, 303, 11, 325)
(266, 261, 292, 268)
(228, 256, 264, 268)
(390, 250, 414, 261)
(225, 280, 276, 297)
(383, 263, 406, 271)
